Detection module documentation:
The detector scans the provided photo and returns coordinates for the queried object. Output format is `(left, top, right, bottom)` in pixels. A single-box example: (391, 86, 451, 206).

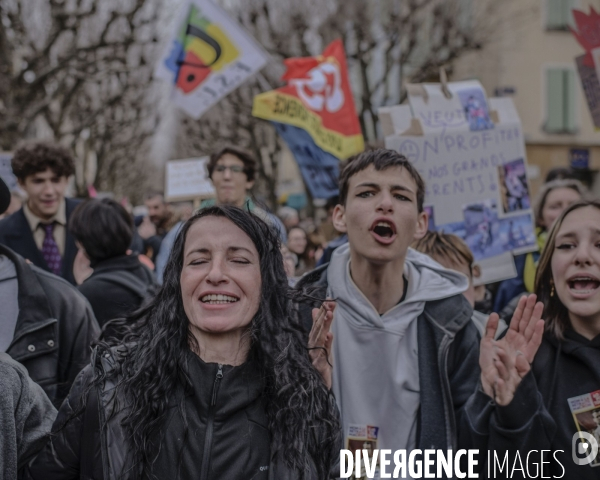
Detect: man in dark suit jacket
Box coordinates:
(0, 142, 79, 284)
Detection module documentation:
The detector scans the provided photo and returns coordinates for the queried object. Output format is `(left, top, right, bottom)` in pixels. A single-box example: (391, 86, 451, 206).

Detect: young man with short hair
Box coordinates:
(0, 142, 79, 284)
(297, 149, 546, 476)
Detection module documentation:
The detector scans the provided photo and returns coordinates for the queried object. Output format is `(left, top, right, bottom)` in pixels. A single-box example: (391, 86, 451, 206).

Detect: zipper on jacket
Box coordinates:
(200, 364, 223, 480)
(438, 335, 456, 451)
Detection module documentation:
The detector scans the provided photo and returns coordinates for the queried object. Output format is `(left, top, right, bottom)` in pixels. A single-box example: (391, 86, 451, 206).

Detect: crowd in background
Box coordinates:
(1, 140, 600, 479)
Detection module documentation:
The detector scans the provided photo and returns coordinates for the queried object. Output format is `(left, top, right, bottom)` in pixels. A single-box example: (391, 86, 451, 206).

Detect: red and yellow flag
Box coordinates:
(252, 40, 364, 160)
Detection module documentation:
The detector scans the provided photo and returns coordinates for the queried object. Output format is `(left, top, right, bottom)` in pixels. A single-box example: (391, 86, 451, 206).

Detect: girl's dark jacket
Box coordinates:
(28, 345, 339, 480)
(463, 329, 600, 479)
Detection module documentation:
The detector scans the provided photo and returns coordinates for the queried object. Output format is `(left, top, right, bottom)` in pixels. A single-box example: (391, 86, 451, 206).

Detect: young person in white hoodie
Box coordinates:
(296, 149, 546, 478)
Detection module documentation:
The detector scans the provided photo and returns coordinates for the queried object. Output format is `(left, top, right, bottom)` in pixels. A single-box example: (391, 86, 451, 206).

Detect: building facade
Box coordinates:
(453, 0, 600, 196)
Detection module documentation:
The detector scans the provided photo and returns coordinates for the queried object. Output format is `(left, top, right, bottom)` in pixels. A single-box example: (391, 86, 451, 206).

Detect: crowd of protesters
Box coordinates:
(0, 141, 599, 479)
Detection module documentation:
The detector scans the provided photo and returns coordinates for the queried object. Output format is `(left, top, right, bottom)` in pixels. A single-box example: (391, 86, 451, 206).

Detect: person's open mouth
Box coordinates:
(369, 218, 397, 245)
(200, 294, 240, 305)
(567, 275, 600, 297)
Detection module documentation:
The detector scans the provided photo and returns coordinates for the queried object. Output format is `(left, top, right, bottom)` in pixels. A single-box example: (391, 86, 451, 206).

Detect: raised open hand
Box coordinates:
(308, 300, 335, 389)
(499, 294, 545, 376)
(480, 294, 544, 405)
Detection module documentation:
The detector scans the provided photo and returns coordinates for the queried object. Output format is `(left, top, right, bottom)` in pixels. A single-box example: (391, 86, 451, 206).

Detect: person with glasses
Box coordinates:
(200, 147, 286, 242)
(155, 147, 286, 284)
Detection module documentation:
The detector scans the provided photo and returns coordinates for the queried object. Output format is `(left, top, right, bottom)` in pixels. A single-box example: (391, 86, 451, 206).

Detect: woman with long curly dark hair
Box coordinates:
(29, 205, 339, 480)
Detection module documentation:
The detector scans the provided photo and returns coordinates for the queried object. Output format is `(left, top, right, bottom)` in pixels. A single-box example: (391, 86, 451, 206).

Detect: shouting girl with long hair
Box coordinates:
(30, 205, 339, 480)
(464, 200, 600, 479)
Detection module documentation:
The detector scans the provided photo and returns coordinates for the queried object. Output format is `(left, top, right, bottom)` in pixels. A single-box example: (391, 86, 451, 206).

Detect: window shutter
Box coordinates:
(546, 69, 565, 132)
(546, 0, 572, 29)
(564, 69, 577, 132)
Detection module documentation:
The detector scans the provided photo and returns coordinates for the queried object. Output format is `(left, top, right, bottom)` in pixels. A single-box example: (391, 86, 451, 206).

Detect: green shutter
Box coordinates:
(546, 69, 565, 132)
(564, 69, 577, 133)
(564, 0, 576, 29)
(546, 0, 567, 29)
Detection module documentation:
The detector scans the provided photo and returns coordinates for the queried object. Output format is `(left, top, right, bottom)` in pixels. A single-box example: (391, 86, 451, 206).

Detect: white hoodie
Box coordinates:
(327, 243, 468, 460)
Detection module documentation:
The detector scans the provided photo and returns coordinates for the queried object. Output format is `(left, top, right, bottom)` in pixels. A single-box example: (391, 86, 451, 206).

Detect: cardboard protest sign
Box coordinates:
(407, 80, 494, 134)
(155, 0, 269, 119)
(165, 157, 214, 201)
(381, 81, 536, 282)
(252, 40, 363, 198)
(0, 153, 16, 191)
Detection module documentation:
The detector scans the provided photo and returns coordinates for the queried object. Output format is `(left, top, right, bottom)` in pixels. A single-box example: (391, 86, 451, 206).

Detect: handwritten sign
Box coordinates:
(387, 126, 523, 222)
(408, 80, 494, 134)
(165, 157, 215, 201)
(382, 90, 536, 282)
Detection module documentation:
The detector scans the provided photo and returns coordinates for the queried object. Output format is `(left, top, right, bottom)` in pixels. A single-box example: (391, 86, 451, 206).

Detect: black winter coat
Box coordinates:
(29, 346, 339, 480)
(78, 254, 157, 328)
(0, 245, 100, 406)
(0, 198, 80, 284)
(463, 330, 600, 479)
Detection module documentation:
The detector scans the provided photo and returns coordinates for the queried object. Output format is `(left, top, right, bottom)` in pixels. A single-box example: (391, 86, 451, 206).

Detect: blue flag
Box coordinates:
(273, 122, 339, 199)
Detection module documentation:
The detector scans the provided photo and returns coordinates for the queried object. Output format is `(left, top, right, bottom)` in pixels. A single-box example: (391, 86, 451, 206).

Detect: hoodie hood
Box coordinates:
(327, 243, 468, 335)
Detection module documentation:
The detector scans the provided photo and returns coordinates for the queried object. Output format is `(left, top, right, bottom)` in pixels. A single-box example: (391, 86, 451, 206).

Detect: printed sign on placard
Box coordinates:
(345, 424, 380, 480)
(165, 157, 214, 201)
(568, 390, 600, 467)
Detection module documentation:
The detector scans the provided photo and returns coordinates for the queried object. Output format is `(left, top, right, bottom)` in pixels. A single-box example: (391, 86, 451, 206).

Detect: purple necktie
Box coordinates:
(41, 223, 62, 276)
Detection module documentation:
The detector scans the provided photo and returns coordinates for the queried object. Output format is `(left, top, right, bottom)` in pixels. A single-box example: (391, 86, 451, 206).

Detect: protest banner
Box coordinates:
(381, 80, 536, 283)
(252, 39, 363, 198)
(571, 7, 600, 128)
(155, 0, 269, 119)
(165, 157, 214, 202)
(0, 153, 16, 191)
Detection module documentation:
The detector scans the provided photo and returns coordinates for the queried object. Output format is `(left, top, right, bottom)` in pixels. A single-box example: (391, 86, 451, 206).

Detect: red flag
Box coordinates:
(571, 7, 600, 66)
(253, 39, 363, 159)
